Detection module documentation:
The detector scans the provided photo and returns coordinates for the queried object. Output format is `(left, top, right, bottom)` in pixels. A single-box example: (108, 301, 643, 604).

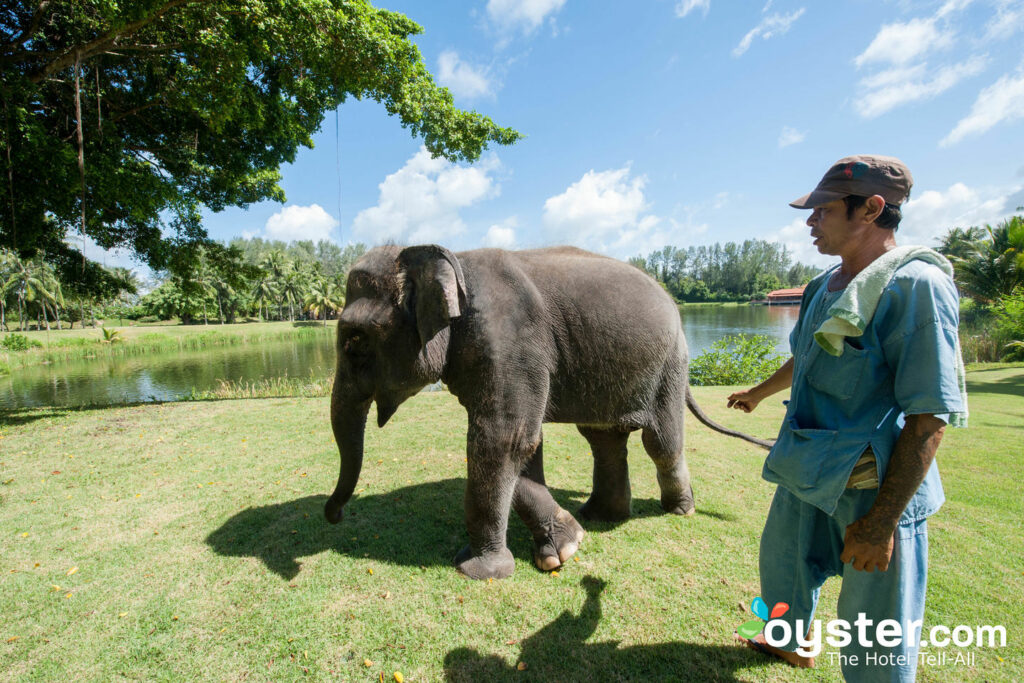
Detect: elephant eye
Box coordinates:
(343, 333, 372, 360)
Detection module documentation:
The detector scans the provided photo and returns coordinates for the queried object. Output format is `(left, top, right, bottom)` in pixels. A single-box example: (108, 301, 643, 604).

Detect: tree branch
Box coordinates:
(28, 0, 198, 83)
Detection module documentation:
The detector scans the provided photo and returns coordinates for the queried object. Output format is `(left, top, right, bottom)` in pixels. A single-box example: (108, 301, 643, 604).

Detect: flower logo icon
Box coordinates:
(737, 596, 790, 639)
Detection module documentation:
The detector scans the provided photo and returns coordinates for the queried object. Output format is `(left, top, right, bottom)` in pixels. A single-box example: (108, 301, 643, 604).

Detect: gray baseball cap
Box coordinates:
(790, 155, 913, 209)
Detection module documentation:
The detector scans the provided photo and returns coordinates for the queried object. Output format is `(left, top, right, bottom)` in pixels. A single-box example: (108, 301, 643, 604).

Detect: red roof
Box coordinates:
(767, 286, 806, 298)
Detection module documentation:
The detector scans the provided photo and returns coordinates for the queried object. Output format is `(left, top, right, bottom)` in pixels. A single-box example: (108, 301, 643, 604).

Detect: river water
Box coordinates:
(1, 305, 800, 409)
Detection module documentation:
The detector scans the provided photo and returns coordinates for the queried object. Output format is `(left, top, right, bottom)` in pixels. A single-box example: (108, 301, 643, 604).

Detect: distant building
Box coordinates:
(766, 286, 805, 305)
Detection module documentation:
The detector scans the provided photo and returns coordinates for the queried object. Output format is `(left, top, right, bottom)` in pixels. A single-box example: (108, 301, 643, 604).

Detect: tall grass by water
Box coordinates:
(0, 322, 335, 374)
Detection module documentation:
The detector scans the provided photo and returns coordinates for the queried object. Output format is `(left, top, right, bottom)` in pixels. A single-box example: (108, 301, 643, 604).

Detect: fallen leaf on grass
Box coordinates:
(364, 659, 374, 667)
(66, 566, 78, 576)
(505, 639, 519, 645)
(118, 612, 128, 618)
(517, 662, 528, 671)
(19, 532, 28, 538)
(393, 672, 404, 682)
(6, 636, 19, 643)
(368, 568, 373, 575)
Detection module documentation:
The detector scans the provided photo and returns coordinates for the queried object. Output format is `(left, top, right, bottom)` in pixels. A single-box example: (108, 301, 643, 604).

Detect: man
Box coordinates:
(728, 155, 966, 682)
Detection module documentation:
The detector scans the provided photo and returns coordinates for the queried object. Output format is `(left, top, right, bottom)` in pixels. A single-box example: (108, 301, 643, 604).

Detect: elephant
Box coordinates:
(324, 244, 772, 580)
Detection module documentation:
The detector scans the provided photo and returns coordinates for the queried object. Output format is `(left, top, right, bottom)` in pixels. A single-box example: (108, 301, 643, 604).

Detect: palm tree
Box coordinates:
(0, 248, 16, 331)
(946, 216, 1024, 304)
(304, 278, 344, 326)
(280, 265, 307, 322)
(6, 256, 57, 331)
(261, 250, 289, 320)
(250, 270, 277, 321)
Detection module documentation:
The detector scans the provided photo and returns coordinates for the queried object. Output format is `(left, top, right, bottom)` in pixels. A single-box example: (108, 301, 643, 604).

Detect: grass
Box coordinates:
(0, 321, 335, 374)
(1, 370, 1021, 681)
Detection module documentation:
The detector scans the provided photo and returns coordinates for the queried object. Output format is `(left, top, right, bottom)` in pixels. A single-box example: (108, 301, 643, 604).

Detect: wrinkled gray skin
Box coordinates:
(325, 245, 771, 580)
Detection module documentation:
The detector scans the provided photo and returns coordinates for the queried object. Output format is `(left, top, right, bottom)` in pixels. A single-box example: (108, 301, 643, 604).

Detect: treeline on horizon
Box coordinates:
(628, 240, 821, 302)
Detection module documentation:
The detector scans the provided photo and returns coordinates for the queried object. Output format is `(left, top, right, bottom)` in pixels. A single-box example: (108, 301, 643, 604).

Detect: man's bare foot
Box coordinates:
(734, 632, 815, 668)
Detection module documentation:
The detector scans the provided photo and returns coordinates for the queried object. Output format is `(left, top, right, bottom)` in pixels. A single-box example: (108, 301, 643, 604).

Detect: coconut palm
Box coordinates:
(946, 217, 1024, 304)
(304, 277, 344, 326)
(0, 248, 16, 331)
(279, 265, 306, 322)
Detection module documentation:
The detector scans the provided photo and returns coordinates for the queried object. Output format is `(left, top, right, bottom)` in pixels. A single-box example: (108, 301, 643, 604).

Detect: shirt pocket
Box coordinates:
(765, 418, 839, 491)
(805, 341, 871, 400)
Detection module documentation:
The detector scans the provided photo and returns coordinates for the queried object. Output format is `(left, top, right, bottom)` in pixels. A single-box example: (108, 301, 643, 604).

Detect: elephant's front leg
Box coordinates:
(512, 439, 585, 571)
(454, 420, 537, 580)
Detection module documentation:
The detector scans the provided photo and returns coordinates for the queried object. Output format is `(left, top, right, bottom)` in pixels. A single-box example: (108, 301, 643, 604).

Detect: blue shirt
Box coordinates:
(763, 259, 965, 519)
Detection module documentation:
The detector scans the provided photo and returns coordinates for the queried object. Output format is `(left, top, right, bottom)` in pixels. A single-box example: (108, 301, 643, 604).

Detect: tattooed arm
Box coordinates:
(840, 413, 946, 572)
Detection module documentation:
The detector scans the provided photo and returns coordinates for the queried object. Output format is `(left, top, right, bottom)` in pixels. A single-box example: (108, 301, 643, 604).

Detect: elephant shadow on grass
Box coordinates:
(205, 478, 724, 580)
(444, 576, 762, 682)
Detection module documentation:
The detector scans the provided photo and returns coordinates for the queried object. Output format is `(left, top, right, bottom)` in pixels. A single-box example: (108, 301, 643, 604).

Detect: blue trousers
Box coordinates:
(759, 486, 929, 682)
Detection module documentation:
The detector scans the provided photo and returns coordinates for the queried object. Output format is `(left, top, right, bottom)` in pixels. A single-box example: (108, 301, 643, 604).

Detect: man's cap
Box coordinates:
(790, 155, 913, 209)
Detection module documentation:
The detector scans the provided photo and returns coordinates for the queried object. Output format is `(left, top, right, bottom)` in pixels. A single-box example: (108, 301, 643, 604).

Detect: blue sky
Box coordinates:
(99, 0, 1024, 274)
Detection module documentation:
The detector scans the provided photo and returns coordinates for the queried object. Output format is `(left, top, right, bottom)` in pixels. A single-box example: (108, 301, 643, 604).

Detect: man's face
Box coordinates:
(806, 198, 857, 256)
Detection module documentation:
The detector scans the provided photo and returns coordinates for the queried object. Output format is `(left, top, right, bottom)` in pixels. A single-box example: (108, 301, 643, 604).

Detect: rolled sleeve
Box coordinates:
(881, 263, 964, 417)
(884, 320, 964, 416)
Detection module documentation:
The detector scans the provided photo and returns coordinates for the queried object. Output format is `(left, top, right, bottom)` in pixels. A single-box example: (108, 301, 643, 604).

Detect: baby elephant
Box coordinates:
(325, 245, 770, 579)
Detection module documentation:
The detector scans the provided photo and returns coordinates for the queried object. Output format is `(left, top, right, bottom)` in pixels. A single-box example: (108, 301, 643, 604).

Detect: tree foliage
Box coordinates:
(937, 216, 1024, 304)
(0, 0, 520, 284)
(632, 240, 819, 302)
(689, 333, 785, 386)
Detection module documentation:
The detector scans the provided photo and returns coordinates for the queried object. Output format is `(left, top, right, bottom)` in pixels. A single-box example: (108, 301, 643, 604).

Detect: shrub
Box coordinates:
(690, 333, 785, 386)
(1, 333, 43, 352)
(137, 315, 161, 323)
(993, 289, 1024, 361)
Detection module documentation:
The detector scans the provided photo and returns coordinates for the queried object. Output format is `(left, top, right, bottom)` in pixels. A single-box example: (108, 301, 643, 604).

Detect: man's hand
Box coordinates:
(727, 389, 761, 413)
(840, 517, 895, 572)
(725, 357, 794, 414)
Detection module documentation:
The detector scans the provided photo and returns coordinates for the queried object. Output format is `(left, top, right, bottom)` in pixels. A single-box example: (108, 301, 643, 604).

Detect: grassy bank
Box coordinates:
(1, 372, 1021, 681)
(0, 321, 335, 374)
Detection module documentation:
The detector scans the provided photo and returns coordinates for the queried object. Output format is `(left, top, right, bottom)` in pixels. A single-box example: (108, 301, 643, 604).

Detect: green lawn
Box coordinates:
(1, 369, 1021, 681)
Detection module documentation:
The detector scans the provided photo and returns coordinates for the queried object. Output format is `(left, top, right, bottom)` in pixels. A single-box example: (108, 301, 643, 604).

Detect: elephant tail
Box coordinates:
(685, 386, 774, 451)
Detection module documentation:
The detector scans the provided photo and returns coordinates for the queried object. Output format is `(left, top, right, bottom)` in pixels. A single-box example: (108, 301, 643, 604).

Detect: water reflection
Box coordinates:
(1, 305, 800, 409)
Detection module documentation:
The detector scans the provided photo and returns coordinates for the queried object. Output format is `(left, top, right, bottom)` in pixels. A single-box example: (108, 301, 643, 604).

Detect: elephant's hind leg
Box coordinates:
(641, 416, 695, 516)
(512, 439, 584, 571)
(577, 426, 633, 521)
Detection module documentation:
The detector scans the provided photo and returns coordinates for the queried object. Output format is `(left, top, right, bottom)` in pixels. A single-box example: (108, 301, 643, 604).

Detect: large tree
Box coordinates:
(0, 0, 520, 286)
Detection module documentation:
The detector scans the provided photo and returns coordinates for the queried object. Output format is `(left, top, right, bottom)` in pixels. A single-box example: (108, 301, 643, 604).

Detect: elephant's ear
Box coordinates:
(397, 245, 467, 348)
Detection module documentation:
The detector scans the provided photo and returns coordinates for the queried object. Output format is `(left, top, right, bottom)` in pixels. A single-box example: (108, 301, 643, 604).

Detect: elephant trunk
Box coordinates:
(324, 379, 371, 524)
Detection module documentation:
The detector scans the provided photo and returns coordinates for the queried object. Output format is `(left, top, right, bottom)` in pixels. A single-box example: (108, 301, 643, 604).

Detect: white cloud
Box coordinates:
(768, 216, 834, 269)
(855, 56, 988, 118)
(769, 182, 1019, 265)
(733, 8, 805, 57)
(778, 126, 806, 148)
(853, 18, 953, 67)
(901, 182, 1016, 246)
(65, 230, 152, 277)
(482, 217, 518, 248)
(985, 0, 1024, 40)
(264, 204, 339, 243)
(438, 50, 494, 100)
(675, 0, 710, 18)
(487, 0, 566, 34)
(352, 147, 500, 245)
(543, 166, 673, 256)
(941, 69, 1024, 146)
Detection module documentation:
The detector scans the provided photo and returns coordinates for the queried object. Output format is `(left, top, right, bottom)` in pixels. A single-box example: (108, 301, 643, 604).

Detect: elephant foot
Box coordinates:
(532, 508, 585, 572)
(661, 487, 696, 516)
(324, 497, 344, 524)
(454, 545, 515, 580)
(578, 495, 631, 523)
